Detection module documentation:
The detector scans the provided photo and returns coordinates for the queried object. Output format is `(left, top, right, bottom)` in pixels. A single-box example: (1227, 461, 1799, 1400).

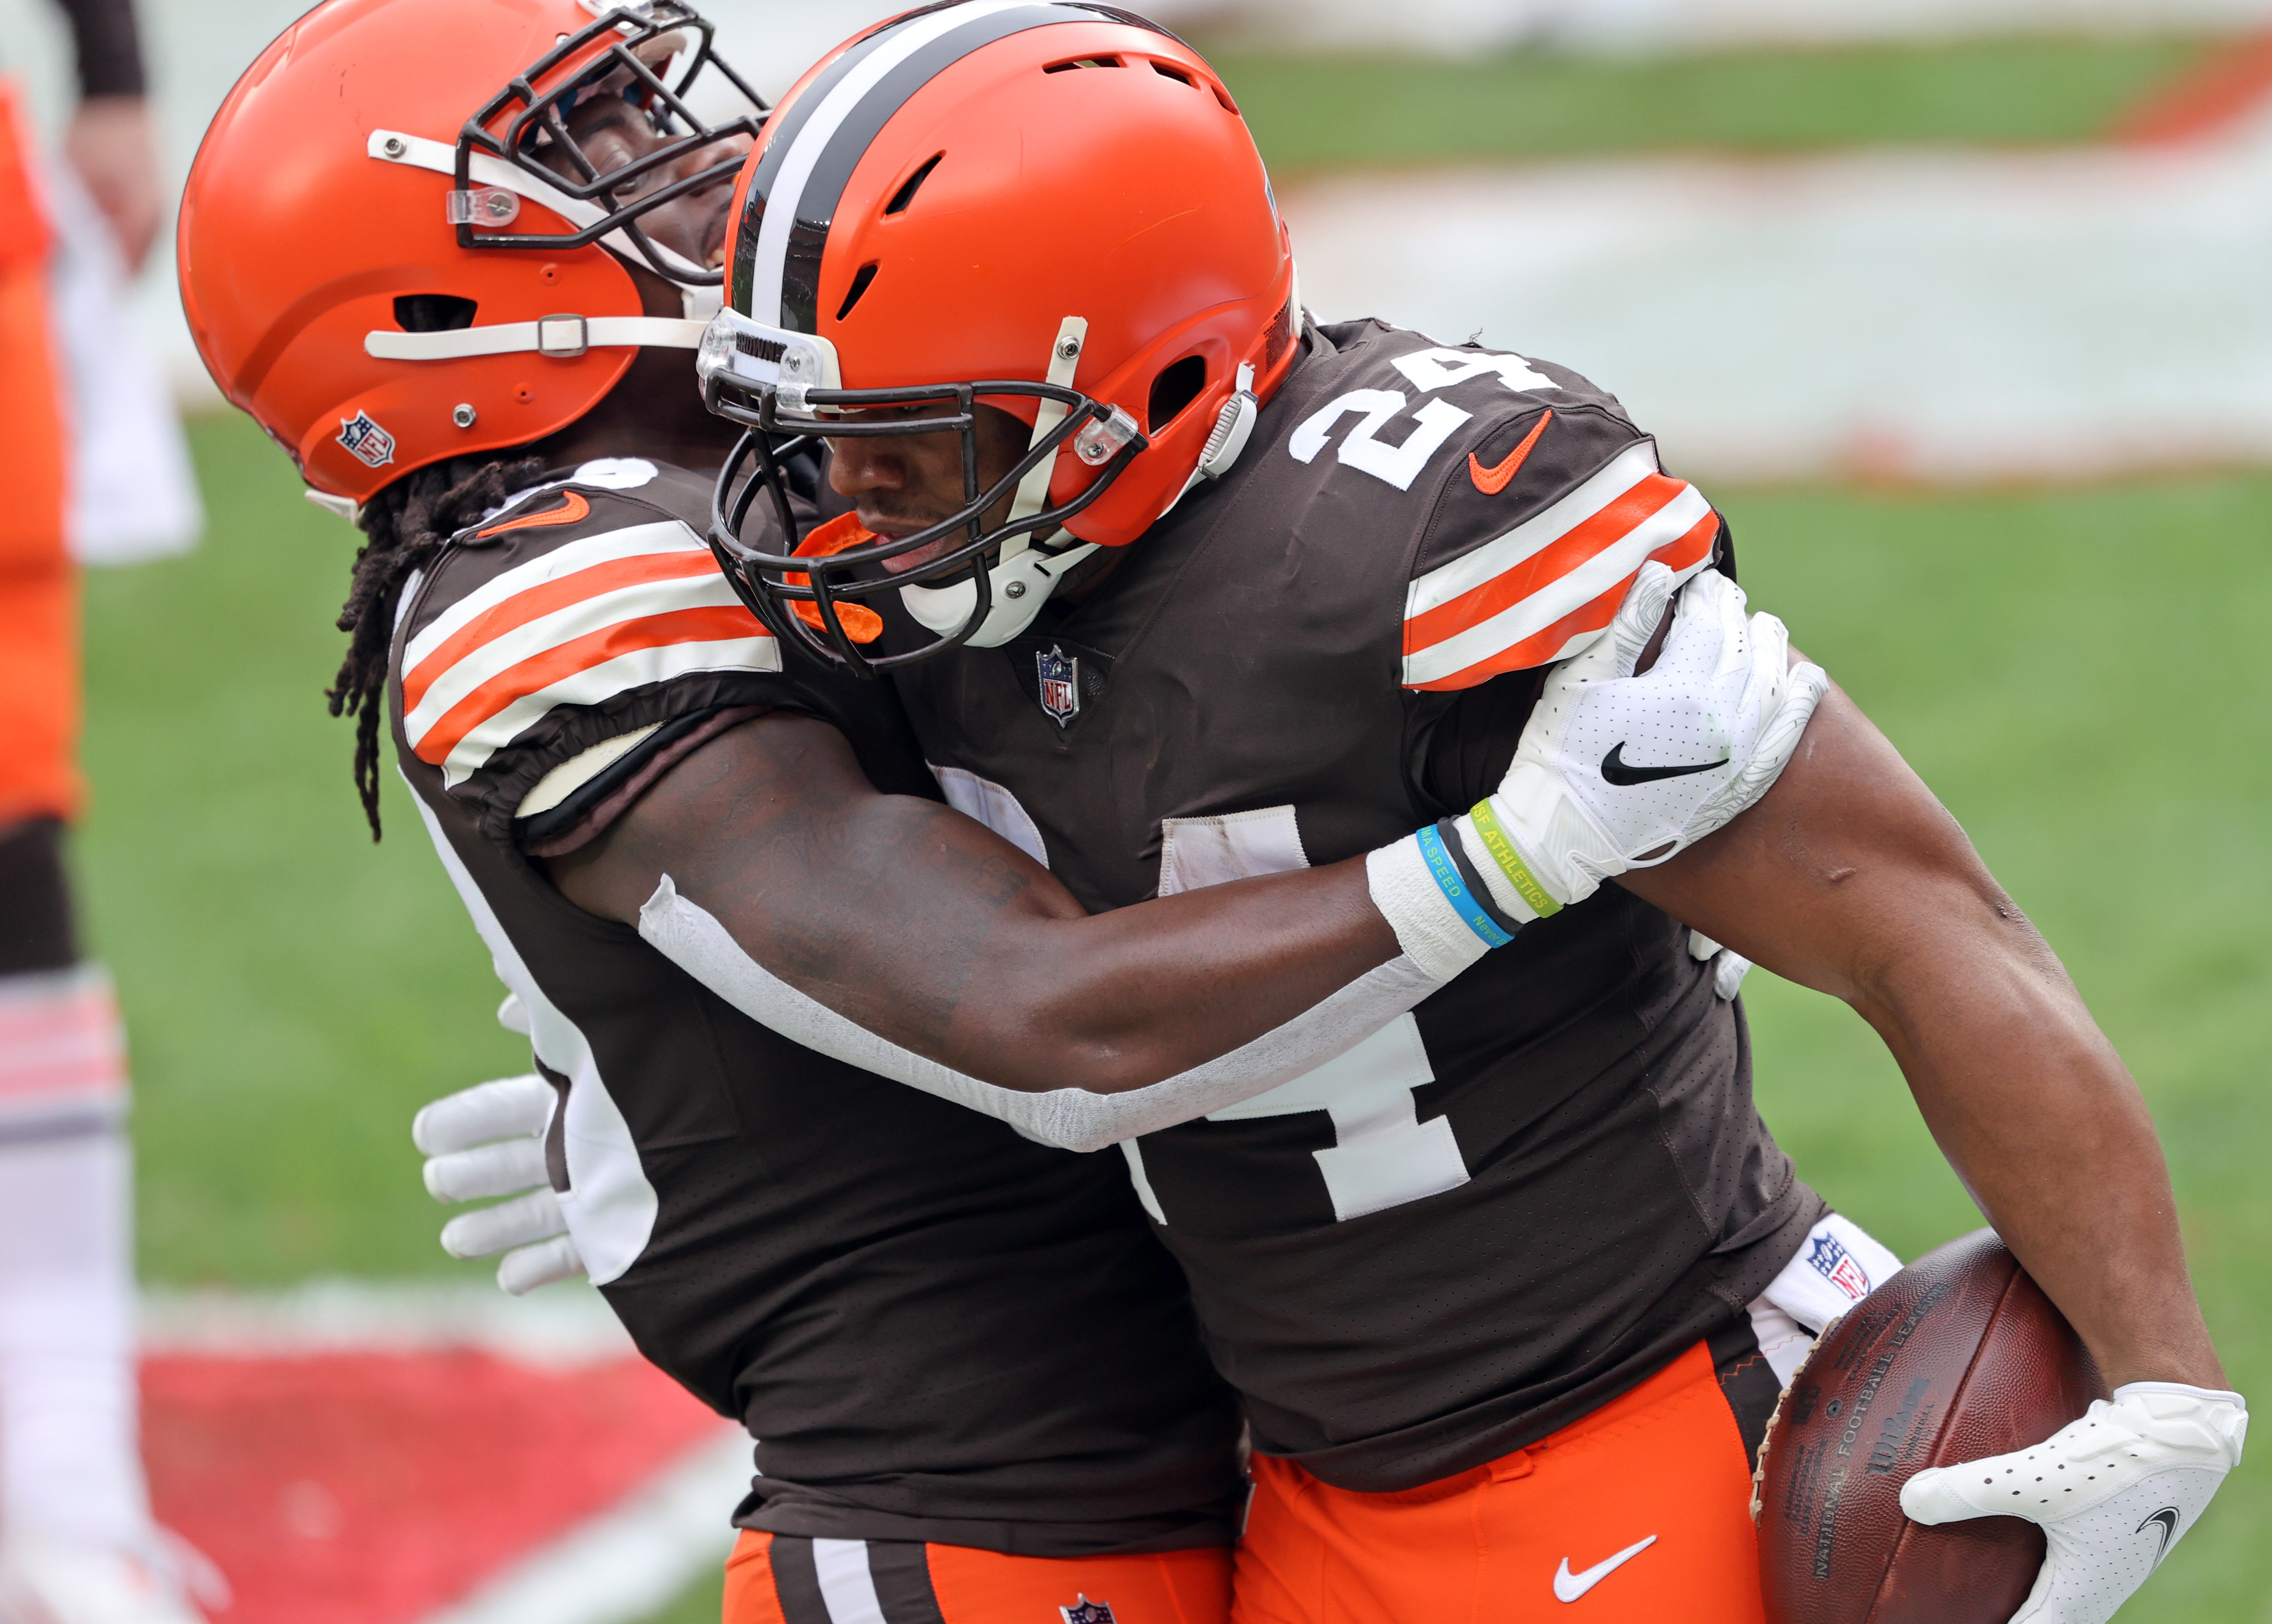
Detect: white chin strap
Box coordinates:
(361, 130, 716, 362)
(899, 325, 1270, 649)
(900, 315, 1098, 648)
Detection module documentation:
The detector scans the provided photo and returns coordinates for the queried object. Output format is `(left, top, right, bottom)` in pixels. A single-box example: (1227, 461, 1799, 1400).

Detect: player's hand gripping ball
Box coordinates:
(1754, 1229, 2244, 1624)
(1902, 1382, 2244, 1624)
(1479, 561, 1827, 911)
(413, 1072, 587, 1294)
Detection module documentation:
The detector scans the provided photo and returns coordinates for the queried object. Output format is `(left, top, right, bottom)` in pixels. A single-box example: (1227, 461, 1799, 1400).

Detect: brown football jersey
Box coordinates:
(390, 456, 1243, 1554)
(886, 321, 1825, 1493)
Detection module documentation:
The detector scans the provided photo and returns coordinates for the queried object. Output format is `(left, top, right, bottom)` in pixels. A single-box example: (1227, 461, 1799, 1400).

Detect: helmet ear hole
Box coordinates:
(1147, 354, 1207, 433)
(394, 294, 478, 332)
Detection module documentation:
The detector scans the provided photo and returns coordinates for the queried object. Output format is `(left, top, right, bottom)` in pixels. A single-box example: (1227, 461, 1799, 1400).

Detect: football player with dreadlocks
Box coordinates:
(664, 8, 2243, 1624)
(177, 5, 1821, 1623)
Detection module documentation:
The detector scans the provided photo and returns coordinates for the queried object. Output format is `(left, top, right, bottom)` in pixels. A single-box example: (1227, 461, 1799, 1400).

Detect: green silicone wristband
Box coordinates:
(1467, 799, 1563, 919)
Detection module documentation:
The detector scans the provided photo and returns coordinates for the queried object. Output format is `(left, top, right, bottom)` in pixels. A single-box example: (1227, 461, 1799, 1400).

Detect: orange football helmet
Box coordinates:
(179, 0, 766, 504)
(698, 2, 1298, 672)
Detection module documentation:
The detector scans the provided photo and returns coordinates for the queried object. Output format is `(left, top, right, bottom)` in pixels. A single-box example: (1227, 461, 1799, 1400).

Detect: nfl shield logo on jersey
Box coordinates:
(336, 410, 397, 469)
(1806, 1233, 1872, 1302)
(1060, 1597, 1116, 1624)
(1037, 644, 1081, 727)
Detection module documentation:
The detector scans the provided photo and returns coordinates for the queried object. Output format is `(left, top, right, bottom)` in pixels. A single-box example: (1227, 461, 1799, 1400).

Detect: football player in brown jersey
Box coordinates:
(670, 7, 2244, 1624)
(177, 6, 1824, 1624)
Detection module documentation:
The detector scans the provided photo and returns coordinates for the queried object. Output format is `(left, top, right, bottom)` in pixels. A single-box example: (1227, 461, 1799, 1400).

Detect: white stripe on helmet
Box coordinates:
(746, 1, 1035, 328)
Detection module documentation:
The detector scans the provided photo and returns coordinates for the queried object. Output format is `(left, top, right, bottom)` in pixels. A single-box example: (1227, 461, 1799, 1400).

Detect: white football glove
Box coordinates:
(1472, 561, 1827, 912)
(1901, 1382, 2246, 1624)
(1364, 563, 1826, 980)
(412, 1073, 586, 1295)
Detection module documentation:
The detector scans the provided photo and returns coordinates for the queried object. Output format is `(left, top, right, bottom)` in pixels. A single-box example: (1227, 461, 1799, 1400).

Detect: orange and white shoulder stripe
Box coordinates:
(401, 508, 777, 787)
(1403, 438, 1718, 691)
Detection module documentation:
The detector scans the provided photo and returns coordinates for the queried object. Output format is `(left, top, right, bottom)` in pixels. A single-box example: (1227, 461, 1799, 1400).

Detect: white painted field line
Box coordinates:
(1283, 113, 2272, 485)
(417, 1428, 750, 1624)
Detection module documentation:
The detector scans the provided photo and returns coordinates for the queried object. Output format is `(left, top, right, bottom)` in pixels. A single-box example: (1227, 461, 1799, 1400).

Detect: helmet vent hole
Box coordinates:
(394, 294, 477, 333)
(1147, 355, 1207, 433)
(1043, 55, 1124, 73)
(836, 262, 880, 322)
(1151, 62, 1194, 86)
(885, 154, 943, 216)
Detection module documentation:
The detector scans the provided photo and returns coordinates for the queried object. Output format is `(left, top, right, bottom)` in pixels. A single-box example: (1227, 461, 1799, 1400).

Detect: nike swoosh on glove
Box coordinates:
(412, 1073, 585, 1295)
(1900, 1382, 2246, 1624)
(1454, 561, 1828, 916)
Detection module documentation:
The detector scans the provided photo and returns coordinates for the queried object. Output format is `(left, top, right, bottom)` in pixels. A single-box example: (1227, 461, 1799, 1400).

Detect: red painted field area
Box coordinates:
(141, 1352, 728, 1624)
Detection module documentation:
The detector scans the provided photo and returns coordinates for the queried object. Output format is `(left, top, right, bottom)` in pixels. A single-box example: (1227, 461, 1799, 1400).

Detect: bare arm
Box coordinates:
(1618, 684, 2224, 1391)
(548, 710, 1401, 1095)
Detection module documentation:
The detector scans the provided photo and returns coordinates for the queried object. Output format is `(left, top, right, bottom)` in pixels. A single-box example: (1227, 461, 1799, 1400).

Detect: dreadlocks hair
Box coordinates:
(328, 452, 546, 840)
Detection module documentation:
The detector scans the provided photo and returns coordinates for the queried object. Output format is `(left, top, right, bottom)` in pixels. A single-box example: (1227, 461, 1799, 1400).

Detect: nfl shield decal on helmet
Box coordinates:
(1037, 644, 1081, 727)
(337, 410, 397, 469)
(1805, 1233, 1873, 1302)
(1060, 1597, 1116, 1624)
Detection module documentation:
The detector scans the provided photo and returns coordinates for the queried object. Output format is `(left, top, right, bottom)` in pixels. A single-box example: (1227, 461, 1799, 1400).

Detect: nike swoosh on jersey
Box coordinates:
(1403, 439, 1718, 691)
(1598, 743, 1729, 786)
(477, 488, 590, 538)
(1468, 409, 1553, 496)
(1553, 1534, 1657, 1603)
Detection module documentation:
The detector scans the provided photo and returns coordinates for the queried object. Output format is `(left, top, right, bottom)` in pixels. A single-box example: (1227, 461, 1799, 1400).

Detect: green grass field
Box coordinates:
(1208, 35, 2208, 171)
(87, 409, 2272, 1623)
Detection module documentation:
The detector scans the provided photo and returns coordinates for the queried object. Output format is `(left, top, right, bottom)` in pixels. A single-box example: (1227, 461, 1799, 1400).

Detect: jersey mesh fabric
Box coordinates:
(390, 460, 1243, 1554)
(887, 321, 1822, 1493)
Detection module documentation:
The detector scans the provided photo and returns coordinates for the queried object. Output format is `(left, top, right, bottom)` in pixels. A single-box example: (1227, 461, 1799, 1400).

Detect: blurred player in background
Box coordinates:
(0, 1, 206, 1622)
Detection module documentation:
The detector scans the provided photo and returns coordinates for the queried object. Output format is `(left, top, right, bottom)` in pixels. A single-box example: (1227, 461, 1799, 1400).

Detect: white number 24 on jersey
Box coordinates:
(1287, 346, 1557, 493)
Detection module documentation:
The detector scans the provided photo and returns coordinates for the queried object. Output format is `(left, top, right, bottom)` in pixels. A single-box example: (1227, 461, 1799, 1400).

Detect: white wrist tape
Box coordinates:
(637, 876, 1446, 1151)
(1363, 836, 1496, 982)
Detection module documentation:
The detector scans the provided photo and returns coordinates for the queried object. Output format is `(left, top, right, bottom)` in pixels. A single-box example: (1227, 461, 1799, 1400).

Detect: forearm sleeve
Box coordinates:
(53, 0, 144, 99)
(637, 876, 1443, 1151)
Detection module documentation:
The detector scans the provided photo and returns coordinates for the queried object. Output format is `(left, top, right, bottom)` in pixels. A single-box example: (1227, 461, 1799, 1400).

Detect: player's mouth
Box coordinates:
(859, 513, 964, 574)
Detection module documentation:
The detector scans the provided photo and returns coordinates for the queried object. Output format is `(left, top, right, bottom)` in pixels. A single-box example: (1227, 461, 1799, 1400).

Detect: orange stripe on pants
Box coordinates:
(726, 1528, 1232, 1624)
(1231, 1341, 1766, 1624)
(0, 94, 78, 828)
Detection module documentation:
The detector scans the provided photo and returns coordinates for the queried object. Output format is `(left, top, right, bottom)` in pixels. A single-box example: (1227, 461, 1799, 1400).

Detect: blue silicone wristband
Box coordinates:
(1416, 822, 1516, 950)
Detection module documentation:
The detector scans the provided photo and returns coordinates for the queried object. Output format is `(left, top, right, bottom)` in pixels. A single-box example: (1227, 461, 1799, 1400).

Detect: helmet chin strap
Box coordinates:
(364, 130, 720, 359)
(900, 315, 1099, 647)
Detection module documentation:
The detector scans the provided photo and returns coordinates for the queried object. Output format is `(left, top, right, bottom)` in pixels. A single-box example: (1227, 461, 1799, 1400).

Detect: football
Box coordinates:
(1754, 1228, 2107, 1624)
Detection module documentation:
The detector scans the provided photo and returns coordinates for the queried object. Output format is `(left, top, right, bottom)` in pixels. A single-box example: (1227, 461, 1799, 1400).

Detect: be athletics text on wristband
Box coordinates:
(1466, 798, 1563, 919)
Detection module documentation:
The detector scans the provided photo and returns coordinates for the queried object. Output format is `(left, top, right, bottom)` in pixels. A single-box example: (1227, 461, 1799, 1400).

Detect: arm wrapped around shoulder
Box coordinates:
(1460, 562, 1826, 916)
(634, 876, 1447, 1149)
